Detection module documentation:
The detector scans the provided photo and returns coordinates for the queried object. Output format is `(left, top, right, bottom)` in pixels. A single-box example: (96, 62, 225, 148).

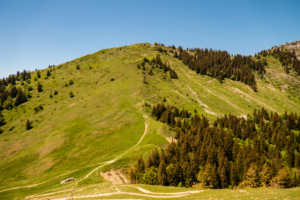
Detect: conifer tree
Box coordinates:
(26, 119, 32, 130)
(158, 161, 167, 186)
(259, 163, 272, 187)
(37, 82, 43, 92)
(0, 111, 5, 126)
(242, 163, 259, 188)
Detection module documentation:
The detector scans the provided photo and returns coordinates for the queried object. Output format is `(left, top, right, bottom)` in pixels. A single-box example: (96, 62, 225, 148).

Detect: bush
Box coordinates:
(76, 65, 80, 70)
(69, 91, 74, 98)
(54, 90, 58, 95)
(69, 79, 74, 85)
(49, 93, 53, 98)
(34, 104, 43, 113)
(26, 92, 32, 99)
(27, 85, 33, 91)
(0, 128, 3, 134)
(9, 126, 14, 131)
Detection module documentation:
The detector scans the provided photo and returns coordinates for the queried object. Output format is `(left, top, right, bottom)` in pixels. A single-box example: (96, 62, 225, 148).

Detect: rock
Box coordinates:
(61, 177, 75, 184)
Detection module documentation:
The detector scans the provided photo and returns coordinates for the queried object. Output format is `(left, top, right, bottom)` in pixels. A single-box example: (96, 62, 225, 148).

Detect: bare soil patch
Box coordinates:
(100, 169, 128, 184)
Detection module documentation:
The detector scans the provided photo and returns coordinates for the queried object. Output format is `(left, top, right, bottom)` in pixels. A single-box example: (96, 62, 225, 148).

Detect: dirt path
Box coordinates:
(83, 115, 149, 181)
(26, 116, 149, 199)
(2, 115, 149, 197)
(123, 185, 202, 195)
(51, 191, 198, 199)
(0, 169, 79, 194)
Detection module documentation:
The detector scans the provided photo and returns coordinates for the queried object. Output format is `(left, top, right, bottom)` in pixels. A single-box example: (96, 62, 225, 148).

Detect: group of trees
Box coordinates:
(137, 55, 178, 79)
(130, 104, 300, 189)
(0, 85, 28, 110)
(173, 47, 266, 91)
(263, 48, 300, 75)
(0, 111, 5, 134)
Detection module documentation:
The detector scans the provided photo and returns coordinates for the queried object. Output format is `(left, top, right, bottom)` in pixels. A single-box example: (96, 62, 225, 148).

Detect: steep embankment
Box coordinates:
(0, 43, 300, 199)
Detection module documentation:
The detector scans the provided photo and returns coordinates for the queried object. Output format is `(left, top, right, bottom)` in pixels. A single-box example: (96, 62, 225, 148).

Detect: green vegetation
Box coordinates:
(131, 104, 300, 189)
(0, 42, 300, 199)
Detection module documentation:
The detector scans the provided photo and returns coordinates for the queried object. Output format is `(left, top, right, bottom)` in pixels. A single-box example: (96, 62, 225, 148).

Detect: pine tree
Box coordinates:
(26, 119, 32, 130)
(37, 82, 43, 92)
(0, 111, 5, 126)
(259, 163, 272, 187)
(158, 161, 167, 186)
(242, 163, 259, 188)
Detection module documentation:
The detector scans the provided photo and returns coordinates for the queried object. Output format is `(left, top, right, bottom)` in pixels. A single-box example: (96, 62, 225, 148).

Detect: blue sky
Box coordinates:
(1, 0, 300, 78)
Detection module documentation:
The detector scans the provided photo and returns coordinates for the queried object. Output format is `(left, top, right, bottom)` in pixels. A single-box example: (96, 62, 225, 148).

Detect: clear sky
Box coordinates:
(1, 0, 300, 79)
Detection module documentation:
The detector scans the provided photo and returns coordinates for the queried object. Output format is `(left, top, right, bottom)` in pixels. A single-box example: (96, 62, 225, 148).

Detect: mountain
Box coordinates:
(0, 42, 300, 199)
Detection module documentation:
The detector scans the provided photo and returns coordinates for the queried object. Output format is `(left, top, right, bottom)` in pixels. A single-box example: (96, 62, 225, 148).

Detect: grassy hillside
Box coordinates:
(0, 43, 300, 199)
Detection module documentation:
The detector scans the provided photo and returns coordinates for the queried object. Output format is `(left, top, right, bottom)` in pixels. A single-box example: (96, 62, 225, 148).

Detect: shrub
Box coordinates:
(0, 128, 3, 134)
(34, 104, 43, 113)
(54, 90, 58, 95)
(49, 93, 53, 98)
(69, 79, 74, 85)
(26, 92, 32, 99)
(69, 91, 74, 98)
(76, 65, 80, 70)
(27, 85, 33, 91)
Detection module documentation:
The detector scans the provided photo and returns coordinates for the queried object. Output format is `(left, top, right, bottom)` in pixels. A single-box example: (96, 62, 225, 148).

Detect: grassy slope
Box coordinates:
(0, 43, 300, 199)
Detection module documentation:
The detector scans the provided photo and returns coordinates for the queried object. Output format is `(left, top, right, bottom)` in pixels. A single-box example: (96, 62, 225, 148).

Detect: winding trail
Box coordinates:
(0, 169, 79, 194)
(79, 115, 149, 182)
(52, 191, 198, 199)
(123, 185, 201, 195)
(1, 114, 149, 198)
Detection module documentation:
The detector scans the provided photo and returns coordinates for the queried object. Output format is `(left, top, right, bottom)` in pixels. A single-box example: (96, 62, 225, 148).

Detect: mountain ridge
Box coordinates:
(0, 42, 300, 199)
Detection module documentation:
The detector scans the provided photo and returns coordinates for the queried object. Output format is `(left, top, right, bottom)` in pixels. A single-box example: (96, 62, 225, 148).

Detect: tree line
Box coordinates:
(130, 104, 300, 189)
(258, 48, 300, 75)
(172, 47, 266, 91)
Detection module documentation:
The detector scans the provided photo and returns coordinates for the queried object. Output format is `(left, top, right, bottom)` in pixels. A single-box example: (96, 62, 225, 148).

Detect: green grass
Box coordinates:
(1, 43, 300, 199)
